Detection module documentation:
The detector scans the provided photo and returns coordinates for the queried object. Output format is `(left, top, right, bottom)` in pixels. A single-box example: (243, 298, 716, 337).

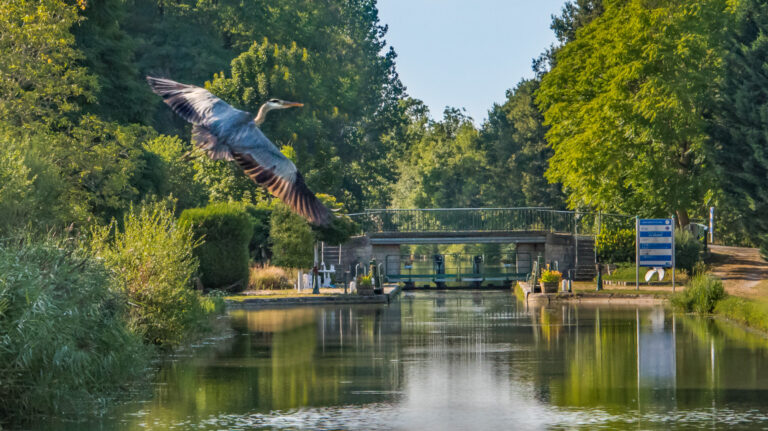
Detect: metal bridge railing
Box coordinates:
(349, 208, 634, 236)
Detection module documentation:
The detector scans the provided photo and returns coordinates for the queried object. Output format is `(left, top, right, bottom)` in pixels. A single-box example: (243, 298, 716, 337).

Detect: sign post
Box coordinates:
(637, 218, 675, 292)
(635, 217, 640, 291)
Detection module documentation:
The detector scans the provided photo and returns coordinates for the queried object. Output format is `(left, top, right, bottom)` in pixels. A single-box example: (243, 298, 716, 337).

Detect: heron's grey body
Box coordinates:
(147, 76, 330, 226)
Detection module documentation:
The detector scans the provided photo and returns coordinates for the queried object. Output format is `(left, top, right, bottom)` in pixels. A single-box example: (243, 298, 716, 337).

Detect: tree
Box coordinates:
(73, 0, 154, 124)
(481, 79, 566, 208)
(534, 0, 604, 76)
(270, 203, 314, 268)
(710, 0, 768, 254)
(0, 0, 96, 129)
(391, 108, 489, 208)
(537, 0, 733, 225)
(205, 0, 405, 210)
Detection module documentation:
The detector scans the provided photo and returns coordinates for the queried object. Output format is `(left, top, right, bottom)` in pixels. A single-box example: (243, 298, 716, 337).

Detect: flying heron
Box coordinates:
(146, 77, 331, 226)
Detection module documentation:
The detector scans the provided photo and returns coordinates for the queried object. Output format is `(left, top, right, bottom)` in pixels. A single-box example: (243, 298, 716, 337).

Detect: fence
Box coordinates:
(349, 208, 634, 236)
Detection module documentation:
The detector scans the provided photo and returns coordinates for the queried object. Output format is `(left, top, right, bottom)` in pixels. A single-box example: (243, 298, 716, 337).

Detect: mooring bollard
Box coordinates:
(596, 263, 603, 291)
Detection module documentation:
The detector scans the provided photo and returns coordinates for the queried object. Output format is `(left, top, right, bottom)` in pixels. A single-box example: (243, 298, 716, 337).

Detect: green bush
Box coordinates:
(180, 202, 253, 290)
(243, 205, 272, 262)
(92, 201, 214, 346)
(715, 297, 768, 333)
(596, 228, 635, 263)
(675, 228, 704, 273)
(671, 274, 726, 313)
(0, 239, 148, 423)
(270, 203, 314, 268)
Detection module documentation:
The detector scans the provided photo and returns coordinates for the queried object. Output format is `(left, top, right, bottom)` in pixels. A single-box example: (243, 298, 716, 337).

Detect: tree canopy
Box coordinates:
(538, 0, 734, 226)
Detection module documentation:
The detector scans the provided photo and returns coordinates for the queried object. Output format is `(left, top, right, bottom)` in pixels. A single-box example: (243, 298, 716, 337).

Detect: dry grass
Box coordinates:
(248, 265, 293, 290)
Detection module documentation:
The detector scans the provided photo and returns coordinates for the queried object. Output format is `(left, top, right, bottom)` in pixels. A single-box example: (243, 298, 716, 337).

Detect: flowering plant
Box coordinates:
(540, 269, 562, 284)
(358, 274, 373, 287)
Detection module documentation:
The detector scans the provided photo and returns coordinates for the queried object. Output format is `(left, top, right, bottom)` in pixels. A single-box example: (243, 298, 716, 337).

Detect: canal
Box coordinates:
(42, 291, 768, 430)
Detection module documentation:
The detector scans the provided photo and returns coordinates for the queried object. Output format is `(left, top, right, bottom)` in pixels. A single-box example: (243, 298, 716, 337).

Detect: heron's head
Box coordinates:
(255, 99, 304, 125)
(265, 98, 304, 110)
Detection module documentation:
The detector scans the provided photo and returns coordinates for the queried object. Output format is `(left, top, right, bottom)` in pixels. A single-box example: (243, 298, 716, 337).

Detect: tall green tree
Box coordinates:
(534, 0, 604, 75)
(0, 0, 95, 129)
(481, 79, 566, 208)
(537, 0, 734, 225)
(710, 0, 768, 253)
(73, 0, 153, 124)
(391, 108, 489, 208)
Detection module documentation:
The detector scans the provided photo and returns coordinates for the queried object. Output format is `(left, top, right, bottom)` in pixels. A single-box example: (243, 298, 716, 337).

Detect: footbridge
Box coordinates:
(337, 208, 633, 286)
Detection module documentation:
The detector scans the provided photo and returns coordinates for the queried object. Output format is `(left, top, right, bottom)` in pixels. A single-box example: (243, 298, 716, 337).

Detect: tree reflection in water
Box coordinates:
(41, 291, 768, 430)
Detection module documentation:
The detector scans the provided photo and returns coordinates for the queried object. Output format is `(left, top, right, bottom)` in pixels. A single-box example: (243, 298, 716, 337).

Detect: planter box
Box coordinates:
(540, 281, 559, 293)
(357, 285, 374, 296)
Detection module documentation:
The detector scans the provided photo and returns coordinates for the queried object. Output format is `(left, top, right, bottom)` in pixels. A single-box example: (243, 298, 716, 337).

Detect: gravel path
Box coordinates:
(708, 245, 768, 296)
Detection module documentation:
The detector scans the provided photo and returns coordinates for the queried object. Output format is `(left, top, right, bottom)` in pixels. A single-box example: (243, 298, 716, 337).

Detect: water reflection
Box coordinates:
(36, 291, 768, 430)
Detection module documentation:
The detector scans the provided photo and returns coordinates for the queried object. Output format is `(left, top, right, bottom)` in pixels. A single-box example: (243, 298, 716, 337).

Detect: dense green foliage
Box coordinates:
(538, 0, 732, 224)
(243, 205, 273, 262)
(92, 202, 220, 346)
(710, 0, 768, 255)
(596, 228, 635, 264)
(270, 203, 314, 268)
(676, 229, 706, 274)
(0, 239, 148, 421)
(672, 275, 726, 313)
(179, 203, 254, 290)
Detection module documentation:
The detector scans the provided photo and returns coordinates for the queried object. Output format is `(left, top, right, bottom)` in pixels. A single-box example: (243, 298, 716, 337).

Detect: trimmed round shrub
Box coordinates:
(180, 203, 253, 290)
(270, 203, 314, 268)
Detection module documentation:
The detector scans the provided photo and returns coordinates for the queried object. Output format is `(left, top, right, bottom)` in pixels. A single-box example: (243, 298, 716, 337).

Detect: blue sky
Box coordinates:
(377, 0, 568, 123)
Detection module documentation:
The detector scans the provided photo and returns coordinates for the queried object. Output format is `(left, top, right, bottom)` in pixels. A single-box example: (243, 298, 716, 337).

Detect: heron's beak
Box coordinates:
(285, 102, 304, 108)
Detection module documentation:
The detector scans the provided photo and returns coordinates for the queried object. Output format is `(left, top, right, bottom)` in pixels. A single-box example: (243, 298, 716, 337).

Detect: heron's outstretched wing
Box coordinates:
(225, 122, 330, 226)
(232, 151, 330, 226)
(147, 76, 331, 226)
(148, 76, 251, 160)
(146, 76, 242, 127)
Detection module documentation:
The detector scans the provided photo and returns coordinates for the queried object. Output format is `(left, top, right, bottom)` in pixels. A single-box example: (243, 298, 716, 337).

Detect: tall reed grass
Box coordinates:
(0, 239, 148, 423)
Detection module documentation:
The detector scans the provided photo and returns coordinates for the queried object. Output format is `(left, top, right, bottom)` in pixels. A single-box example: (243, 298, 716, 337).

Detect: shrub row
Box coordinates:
(596, 227, 705, 274)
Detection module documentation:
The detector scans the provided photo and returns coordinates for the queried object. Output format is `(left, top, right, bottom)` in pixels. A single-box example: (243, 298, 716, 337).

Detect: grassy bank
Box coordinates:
(714, 297, 768, 333)
(671, 274, 768, 334)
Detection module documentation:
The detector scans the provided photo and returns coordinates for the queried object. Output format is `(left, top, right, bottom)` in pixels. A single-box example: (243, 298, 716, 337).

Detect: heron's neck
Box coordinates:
(254, 104, 271, 126)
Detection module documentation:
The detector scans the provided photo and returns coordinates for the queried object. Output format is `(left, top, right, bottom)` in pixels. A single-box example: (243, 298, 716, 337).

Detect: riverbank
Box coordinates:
(515, 281, 670, 305)
(225, 284, 402, 308)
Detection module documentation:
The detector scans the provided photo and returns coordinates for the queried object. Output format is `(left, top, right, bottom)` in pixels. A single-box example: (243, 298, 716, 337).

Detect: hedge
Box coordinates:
(180, 203, 253, 290)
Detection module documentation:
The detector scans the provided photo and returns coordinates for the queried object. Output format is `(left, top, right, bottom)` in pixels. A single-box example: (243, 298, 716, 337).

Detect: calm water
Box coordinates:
(38, 291, 768, 430)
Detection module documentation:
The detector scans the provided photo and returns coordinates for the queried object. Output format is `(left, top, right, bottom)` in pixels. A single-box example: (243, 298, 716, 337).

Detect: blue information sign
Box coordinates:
(637, 219, 674, 268)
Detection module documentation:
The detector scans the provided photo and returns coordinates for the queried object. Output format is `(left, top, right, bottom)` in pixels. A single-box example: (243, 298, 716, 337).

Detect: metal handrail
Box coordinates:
(349, 208, 634, 236)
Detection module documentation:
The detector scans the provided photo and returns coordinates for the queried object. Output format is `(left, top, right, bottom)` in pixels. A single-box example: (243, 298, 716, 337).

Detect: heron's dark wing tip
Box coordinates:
(232, 152, 332, 226)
